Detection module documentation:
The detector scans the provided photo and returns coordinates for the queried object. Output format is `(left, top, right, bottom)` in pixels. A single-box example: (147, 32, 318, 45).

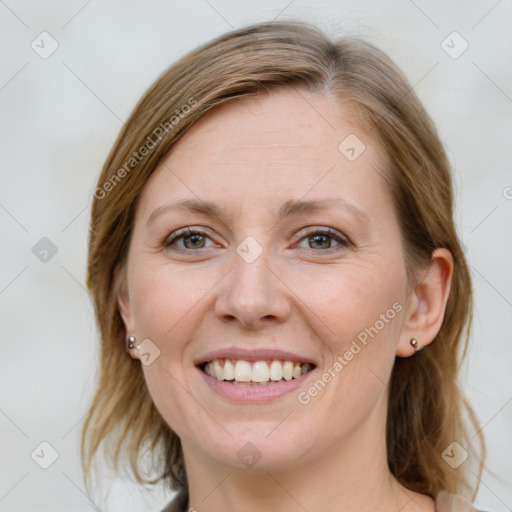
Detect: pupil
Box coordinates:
(311, 235, 329, 249)
(186, 234, 204, 249)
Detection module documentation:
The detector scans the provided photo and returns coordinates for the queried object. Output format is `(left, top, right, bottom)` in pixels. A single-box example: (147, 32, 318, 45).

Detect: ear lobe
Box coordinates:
(396, 248, 454, 357)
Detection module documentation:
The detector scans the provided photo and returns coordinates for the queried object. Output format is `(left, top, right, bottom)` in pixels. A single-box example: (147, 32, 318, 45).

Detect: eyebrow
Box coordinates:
(147, 198, 369, 226)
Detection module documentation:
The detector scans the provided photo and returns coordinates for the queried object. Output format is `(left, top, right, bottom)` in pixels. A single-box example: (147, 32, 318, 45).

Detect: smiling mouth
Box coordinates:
(199, 359, 316, 385)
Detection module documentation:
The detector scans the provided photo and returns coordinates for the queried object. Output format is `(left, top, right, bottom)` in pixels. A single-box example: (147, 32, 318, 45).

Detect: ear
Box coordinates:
(396, 248, 454, 357)
(115, 266, 140, 361)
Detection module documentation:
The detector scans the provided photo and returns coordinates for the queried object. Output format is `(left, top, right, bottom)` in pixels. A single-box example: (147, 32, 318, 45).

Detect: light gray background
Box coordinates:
(1, 1, 511, 511)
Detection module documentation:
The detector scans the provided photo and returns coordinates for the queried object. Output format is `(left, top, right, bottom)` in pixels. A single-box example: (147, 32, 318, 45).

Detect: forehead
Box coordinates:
(170, 88, 368, 166)
(137, 88, 391, 221)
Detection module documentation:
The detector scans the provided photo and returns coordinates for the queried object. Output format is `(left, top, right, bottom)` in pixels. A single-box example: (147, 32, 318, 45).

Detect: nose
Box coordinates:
(214, 249, 292, 331)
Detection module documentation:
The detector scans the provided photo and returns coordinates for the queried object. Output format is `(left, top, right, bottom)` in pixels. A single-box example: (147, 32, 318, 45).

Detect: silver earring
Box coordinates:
(126, 336, 136, 350)
(410, 337, 420, 351)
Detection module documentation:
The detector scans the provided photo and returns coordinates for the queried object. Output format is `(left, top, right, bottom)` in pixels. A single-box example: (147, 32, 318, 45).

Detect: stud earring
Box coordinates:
(410, 337, 420, 351)
(126, 336, 137, 351)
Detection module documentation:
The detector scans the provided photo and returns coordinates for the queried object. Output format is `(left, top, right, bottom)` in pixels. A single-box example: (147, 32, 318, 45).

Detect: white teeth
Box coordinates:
(270, 360, 283, 381)
(234, 360, 252, 382)
(213, 360, 224, 380)
(223, 360, 235, 380)
(282, 361, 293, 381)
(202, 358, 314, 383)
(252, 361, 270, 382)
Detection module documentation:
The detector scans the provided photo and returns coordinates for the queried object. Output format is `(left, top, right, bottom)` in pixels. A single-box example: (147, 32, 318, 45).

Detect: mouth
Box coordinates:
(198, 358, 317, 386)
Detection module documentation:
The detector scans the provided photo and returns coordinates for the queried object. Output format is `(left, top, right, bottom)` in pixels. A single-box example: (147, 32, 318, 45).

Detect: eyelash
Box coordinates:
(162, 227, 350, 253)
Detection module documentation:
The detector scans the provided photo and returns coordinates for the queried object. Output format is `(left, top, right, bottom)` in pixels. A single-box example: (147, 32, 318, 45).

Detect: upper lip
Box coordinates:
(195, 347, 318, 366)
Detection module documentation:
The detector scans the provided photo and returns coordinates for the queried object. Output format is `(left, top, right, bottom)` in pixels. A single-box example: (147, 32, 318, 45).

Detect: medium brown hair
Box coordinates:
(82, 20, 485, 502)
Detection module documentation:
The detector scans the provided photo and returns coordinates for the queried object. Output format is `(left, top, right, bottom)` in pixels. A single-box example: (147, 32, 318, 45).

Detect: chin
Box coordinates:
(202, 429, 308, 472)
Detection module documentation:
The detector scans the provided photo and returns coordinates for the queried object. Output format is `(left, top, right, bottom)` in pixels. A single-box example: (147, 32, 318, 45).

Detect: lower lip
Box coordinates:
(197, 367, 316, 403)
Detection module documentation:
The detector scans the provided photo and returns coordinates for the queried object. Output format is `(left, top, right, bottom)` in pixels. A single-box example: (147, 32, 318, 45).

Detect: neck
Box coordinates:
(181, 408, 435, 512)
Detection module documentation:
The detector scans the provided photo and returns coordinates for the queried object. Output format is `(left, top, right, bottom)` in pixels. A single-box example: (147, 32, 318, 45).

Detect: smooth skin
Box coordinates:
(118, 88, 453, 512)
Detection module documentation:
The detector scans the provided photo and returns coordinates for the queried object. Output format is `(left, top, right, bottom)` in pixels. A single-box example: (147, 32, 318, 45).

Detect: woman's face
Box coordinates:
(120, 88, 413, 471)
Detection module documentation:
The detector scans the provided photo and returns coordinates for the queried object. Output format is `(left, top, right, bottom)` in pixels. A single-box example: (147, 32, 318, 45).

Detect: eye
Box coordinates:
(163, 228, 216, 250)
(294, 228, 350, 252)
(162, 226, 350, 253)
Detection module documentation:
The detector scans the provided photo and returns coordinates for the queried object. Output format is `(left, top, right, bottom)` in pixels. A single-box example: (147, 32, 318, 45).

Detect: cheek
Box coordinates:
(292, 261, 404, 410)
(290, 260, 405, 349)
(127, 261, 216, 438)
(129, 259, 216, 345)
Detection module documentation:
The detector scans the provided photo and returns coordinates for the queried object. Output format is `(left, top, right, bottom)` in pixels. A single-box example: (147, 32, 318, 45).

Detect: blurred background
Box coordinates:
(1, 1, 511, 511)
